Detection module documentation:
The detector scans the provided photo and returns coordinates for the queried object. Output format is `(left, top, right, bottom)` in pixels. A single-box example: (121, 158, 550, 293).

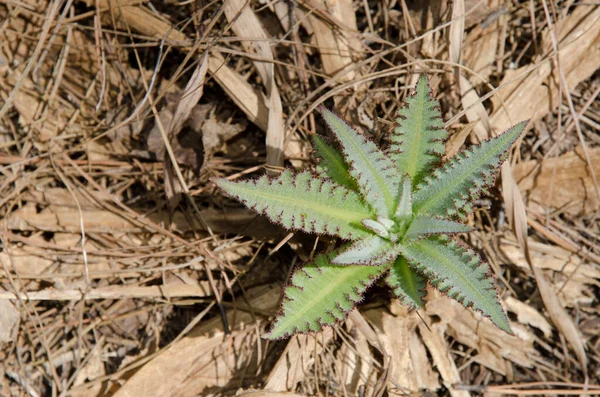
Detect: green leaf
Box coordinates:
(399, 237, 512, 333)
(332, 235, 398, 266)
(265, 253, 386, 339)
(389, 75, 447, 185)
(404, 215, 473, 241)
(312, 135, 358, 191)
(413, 121, 527, 218)
(395, 176, 413, 220)
(361, 219, 390, 238)
(319, 106, 401, 218)
(213, 170, 373, 239)
(385, 256, 426, 309)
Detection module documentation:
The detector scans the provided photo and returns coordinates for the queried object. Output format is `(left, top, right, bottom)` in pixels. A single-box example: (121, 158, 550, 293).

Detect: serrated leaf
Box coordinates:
(361, 219, 390, 238)
(213, 170, 372, 239)
(332, 235, 398, 266)
(404, 215, 473, 241)
(319, 106, 401, 218)
(265, 254, 386, 339)
(413, 121, 527, 218)
(399, 236, 512, 333)
(389, 75, 447, 185)
(312, 135, 358, 191)
(385, 256, 426, 309)
(395, 176, 413, 220)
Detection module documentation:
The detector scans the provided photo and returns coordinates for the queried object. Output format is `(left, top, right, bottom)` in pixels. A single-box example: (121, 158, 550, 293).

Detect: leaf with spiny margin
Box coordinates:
(399, 236, 512, 333)
(404, 215, 473, 241)
(395, 176, 413, 221)
(413, 121, 527, 219)
(332, 235, 398, 266)
(312, 135, 358, 191)
(385, 256, 426, 309)
(265, 253, 386, 339)
(319, 106, 401, 218)
(213, 170, 373, 240)
(389, 75, 447, 185)
(361, 219, 390, 238)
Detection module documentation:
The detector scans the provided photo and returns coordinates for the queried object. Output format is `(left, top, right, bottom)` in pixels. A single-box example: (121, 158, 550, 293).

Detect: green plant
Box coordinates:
(213, 75, 527, 339)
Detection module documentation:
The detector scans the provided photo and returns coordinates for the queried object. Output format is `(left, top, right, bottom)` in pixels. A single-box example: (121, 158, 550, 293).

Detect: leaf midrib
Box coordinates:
(242, 184, 370, 224)
(342, 125, 396, 215)
(406, 89, 425, 179)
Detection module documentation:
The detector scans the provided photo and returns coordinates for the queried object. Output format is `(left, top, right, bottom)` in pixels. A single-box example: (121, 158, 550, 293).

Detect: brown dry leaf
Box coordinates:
(418, 319, 469, 397)
(462, 0, 506, 81)
(224, 0, 284, 167)
(513, 146, 600, 215)
(501, 241, 600, 306)
(335, 325, 376, 394)
(0, 300, 19, 344)
(449, 0, 465, 66)
(501, 160, 529, 250)
(427, 296, 536, 374)
(364, 304, 440, 393)
(505, 297, 552, 338)
(347, 308, 382, 348)
(21, 188, 114, 209)
(86, 138, 131, 161)
(458, 75, 491, 139)
(111, 284, 280, 397)
(532, 265, 587, 374)
(308, 0, 362, 82)
(408, 327, 441, 392)
(490, 6, 600, 130)
(70, 343, 105, 397)
(479, 9, 600, 255)
(163, 151, 183, 213)
(208, 52, 269, 132)
(167, 53, 209, 139)
(264, 330, 334, 391)
(0, 248, 53, 276)
(445, 121, 477, 158)
(502, 240, 590, 374)
(3, 203, 141, 234)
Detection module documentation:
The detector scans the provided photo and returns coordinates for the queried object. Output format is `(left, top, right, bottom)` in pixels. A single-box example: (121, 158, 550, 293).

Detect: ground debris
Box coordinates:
(0, 0, 598, 395)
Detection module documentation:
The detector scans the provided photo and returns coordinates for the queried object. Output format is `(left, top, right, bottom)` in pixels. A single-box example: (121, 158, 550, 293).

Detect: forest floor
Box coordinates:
(0, 0, 599, 396)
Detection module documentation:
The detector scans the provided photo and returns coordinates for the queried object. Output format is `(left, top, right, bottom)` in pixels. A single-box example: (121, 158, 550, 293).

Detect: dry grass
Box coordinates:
(0, 0, 599, 395)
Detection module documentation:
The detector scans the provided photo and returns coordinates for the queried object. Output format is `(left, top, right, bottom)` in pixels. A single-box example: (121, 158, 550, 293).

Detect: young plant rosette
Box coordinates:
(213, 75, 527, 339)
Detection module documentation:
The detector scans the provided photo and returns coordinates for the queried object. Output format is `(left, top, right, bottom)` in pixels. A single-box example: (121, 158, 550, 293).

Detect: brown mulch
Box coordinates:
(0, 0, 598, 396)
